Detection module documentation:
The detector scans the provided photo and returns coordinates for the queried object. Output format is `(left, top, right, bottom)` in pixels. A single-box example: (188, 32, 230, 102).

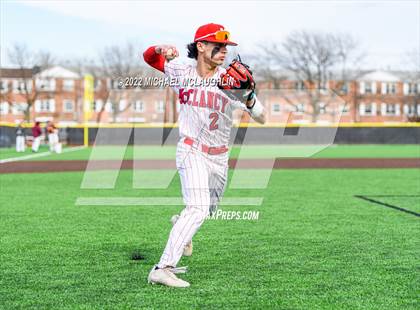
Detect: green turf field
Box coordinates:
(0, 145, 52, 160)
(1, 168, 418, 309)
(1, 144, 419, 161)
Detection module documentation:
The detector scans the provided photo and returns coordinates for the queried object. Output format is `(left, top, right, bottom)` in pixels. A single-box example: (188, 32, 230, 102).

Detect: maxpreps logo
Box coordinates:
(206, 209, 260, 220)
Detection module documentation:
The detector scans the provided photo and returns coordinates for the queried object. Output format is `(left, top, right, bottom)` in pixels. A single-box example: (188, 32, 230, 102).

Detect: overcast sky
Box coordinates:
(1, 0, 419, 70)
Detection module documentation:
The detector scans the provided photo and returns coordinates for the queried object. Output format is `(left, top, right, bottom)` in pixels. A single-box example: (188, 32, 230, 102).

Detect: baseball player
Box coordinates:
(31, 121, 42, 153)
(15, 122, 26, 152)
(143, 23, 266, 288)
(46, 121, 60, 153)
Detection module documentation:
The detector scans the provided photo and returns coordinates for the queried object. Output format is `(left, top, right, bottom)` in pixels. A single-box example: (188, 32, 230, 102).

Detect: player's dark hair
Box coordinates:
(186, 42, 198, 59)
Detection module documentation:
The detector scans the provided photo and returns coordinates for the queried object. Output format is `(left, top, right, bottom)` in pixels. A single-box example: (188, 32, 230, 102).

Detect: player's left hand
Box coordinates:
(218, 55, 256, 103)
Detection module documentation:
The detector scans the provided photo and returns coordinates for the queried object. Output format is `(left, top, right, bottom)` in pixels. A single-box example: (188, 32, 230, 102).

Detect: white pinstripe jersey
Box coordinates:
(164, 60, 249, 147)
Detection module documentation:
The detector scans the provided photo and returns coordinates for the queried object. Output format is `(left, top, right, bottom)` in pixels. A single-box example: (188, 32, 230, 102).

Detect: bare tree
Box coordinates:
(37, 51, 56, 69)
(248, 50, 288, 89)
(96, 42, 144, 123)
(403, 48, 420, 77)
(60, 57, 96, 77)
(3, 43, 55, 121)
(258, 31, 365, 122)
(402, 48, 420, 121)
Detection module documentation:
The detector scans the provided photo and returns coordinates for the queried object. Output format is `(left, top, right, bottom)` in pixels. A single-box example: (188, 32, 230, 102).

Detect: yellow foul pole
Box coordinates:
(83, 75, 94, 147)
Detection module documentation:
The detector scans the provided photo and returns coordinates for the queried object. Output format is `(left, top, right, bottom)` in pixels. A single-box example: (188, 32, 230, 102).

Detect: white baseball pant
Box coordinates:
(48, 133, 59, 152)
(157, 140, 228, 268)
(32, 137, 41, 152)
(16, 136, 26, 152)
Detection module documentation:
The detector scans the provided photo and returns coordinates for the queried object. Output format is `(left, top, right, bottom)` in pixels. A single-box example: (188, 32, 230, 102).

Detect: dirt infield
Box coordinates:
(0, 158, 419, 174)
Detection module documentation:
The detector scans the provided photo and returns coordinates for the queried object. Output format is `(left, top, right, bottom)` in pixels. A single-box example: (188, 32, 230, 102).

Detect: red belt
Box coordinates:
(183, 137, 228, 155)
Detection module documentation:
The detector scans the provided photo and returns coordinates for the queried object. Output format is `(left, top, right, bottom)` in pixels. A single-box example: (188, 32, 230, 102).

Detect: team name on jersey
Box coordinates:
(178, 88, 229, 114)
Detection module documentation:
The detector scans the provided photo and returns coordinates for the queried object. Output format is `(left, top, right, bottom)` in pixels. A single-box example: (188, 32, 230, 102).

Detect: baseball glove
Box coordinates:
(218, 55, 256, 102)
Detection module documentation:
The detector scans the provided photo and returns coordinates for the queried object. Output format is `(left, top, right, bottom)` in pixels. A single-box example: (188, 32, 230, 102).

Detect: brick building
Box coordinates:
(0, 66, 82, 124)
(1, 66, 419, 125)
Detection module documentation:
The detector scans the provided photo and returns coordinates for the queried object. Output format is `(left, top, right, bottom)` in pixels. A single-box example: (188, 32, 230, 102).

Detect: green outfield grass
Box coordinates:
(0, 168, 418, 309)
(0, 145, 53, 160)
(1, 144, 419, 161)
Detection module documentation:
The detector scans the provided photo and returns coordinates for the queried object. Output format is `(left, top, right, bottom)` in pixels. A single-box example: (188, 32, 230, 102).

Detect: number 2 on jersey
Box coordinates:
(209, 112, 219, 130)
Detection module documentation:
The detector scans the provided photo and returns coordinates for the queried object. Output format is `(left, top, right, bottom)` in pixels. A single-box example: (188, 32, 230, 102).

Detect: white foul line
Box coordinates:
(0, 146, 86, 164)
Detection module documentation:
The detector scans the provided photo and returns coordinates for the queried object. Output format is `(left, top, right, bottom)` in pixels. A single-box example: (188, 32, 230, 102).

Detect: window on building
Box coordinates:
(40, 100, 51, 112)
(360, 102, 377, 116)
(391, 83, 396, 94)
(364, 104, 373, 115)
(133, 100, 144, 112)
(0, 102, 9, 115)
(340, 82, 349, 94)
(63, 79, 74, 91)
(386, 83, 397, 94)
(365, 82, 372, 94)
(12, 103, 28, 115)
(13, 80, 19, 92)
(118, 100, 127, 112)
(13, 80, 31, 93)
(381, 103, 401, 116)
(35, 99, 55, 112)
(37, 79, 55, 91)
(19, 81, 28, 93)
(0, 80, 8, 93)
(115, 79, 121, 90)
(105, 101, 114, 112)
(403, 104, 417, 115)
(63, 100, 74, 112)
(295, 81, 305, 90)
(408, 83, 419, 94)
(318, 102, 326, 114)
(272, 103, 281, 113)
(106, 78, 122, 90)
(93, 100, 103, 112)
(340, 103, 350, 114)
(385, 103, 396, 115)
(94, 79, 102, 90)
(295, 103, 305, 113)
(155, 101, 165, 113)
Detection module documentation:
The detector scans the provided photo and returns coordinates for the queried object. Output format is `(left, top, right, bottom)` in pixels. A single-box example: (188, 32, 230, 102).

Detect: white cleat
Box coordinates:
(148, 266, 190, 288)
(170, 214, 193, 257)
